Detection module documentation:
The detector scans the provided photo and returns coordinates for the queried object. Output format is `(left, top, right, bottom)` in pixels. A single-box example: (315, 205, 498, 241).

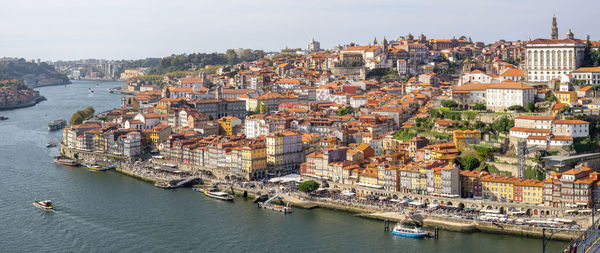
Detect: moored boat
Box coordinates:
(202, 189, 234, 201)
(54, 156, 80, 166)
(48, 119, 66, 131)
(155, 181, 175, 189)
(0, 116, 8, 120)
(33, 200, 54, 210)
(87, 164, 103, 171)
(391, 223, 427, 238)
(46, 142, 57, 148)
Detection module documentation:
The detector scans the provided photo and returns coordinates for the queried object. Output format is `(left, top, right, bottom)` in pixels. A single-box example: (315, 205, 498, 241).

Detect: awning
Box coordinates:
(269, 174, 302, 183)
(356, 182, 383, 189)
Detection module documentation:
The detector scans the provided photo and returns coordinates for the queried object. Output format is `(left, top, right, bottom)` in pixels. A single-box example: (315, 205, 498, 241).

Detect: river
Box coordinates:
(0, 80, 567, 252)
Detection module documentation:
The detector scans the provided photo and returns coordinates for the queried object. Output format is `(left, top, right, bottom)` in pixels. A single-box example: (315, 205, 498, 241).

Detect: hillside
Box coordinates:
(0, 58, 69, 87)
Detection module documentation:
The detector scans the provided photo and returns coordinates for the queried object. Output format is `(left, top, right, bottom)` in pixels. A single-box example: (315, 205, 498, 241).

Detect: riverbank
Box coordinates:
(60, 147, 580, 243)
(0, 95, 46, 111)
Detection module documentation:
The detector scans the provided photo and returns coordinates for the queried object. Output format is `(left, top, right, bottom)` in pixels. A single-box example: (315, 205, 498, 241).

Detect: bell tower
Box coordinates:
(551, 15, 558, 40)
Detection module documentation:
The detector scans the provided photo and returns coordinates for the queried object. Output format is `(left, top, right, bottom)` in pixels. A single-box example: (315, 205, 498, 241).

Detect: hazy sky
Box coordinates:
(0, 0, 598, 61)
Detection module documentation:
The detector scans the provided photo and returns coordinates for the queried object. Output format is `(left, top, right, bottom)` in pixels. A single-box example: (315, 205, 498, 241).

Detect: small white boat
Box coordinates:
(391, 223, 427, 238)
(202, 190, 234, 201)
(33, 200, 54, 211)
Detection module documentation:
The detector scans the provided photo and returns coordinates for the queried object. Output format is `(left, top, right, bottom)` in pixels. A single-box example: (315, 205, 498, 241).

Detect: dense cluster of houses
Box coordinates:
(61, 31, 600, 209)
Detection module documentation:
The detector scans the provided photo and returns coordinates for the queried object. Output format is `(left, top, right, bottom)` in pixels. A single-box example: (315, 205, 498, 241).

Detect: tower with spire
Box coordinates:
(551, 15, 558, 40)
(373, 37, 378, 45)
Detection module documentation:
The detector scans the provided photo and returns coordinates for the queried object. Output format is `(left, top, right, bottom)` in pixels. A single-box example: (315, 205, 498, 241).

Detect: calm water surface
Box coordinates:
(0, 81, 566, 252)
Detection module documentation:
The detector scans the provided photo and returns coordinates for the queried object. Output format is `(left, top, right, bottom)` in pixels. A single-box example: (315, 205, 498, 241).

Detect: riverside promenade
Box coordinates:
(60, 145, 588, 242)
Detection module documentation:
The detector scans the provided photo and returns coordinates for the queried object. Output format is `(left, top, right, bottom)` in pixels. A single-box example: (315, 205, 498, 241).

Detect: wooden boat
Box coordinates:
(54, 156, 80, 166)
(155, 181, 175, 189)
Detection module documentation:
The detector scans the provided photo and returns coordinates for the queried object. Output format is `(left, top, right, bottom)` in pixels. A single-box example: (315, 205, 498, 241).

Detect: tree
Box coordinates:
(298, 180, 319, 193)
(225, 49, 238, 65)
(472, 103, 486, 111)
(259, 102, 268, 114)
(337, 107, 354, 116)
(507, 105, 523, 111)
(492, 117, 514, 133)
(473, 121, 485, 130)
(525, 102, 536, 112)
(582, 35, 593, 67)
(69, 113, 84, 125)
(475, 146, 493, 162)
(456, 155, 480, 171)
(545, 93, 555, 102)
(69, 106, 95, 125)
(441, 100, 458, 109)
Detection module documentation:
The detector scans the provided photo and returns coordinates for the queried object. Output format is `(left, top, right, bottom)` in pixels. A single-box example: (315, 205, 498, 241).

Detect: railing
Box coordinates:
(560, 219, 600, 253)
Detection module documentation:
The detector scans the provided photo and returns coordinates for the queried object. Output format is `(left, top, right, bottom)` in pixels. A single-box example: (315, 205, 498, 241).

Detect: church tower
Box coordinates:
(382, 37, 389, 50)
(373, 37, 378, 45)
(551, 15, 558, 40)
(566, 29, 574, 39)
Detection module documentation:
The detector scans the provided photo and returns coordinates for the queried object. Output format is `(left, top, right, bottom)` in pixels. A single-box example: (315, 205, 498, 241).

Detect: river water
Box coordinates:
(0, 80, 566, 252)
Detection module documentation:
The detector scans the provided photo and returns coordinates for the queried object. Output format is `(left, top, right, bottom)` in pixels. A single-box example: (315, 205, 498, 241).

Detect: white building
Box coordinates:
(573, 67, 600, 85)
(451, 80, 535, 111)
(307, 38, 321, 52)
(514, 115, 554, 129)
(525, 38, 585, 83)
(441, 164, 460, 196)
(122, 132, 141, 158)
(397, 59, 408, 75)
(511, 117, 588, 148)
(552, 119, 589, 138)
(499, 69, 525, 82)
(458, 70, 494, 85)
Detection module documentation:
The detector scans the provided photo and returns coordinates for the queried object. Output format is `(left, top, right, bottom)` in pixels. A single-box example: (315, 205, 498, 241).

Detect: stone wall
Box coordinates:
(488, 162, 519, 176)
(330, 67, 366, 80)
(60, 143, 125, 162)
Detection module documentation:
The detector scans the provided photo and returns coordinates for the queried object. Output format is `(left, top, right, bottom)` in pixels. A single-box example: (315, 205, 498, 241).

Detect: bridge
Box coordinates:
(558, 219, 600, 253)
(175, 176, 201, 187)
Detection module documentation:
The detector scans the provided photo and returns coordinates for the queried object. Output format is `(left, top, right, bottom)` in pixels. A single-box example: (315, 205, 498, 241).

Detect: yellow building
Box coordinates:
(452, 129, 481, 151)
(241, 144, 266, 173)
(232, 142, 267, 180)
(517, 180, 544, 204)
(481, 176, 515, 201)
(555, 91, 577, 104)
(217, 116, 241, 136)
(359, 167, 379, 187)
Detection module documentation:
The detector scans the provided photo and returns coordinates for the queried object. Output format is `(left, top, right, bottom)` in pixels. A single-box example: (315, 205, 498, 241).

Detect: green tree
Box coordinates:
(69, 113, 84, 125)
(491, 117, 514, 133)
(545, 93, 555, 102)
(473, 121, 485, 130)
(582, 35, 593, 67)
(472, 103, 486, 111)
(298, 180, 320, 193)
(441, 100, 458, 109)
(456, 155, 480, 171)
(337, 107, 354, 116)
(69, 106, 95, 125)
(507, 105, 523, 111)
(475, 146, 493, 162)
(225, 49, 238, 65)
(525, 102, 536, 112)
(259, 102, 268, 114)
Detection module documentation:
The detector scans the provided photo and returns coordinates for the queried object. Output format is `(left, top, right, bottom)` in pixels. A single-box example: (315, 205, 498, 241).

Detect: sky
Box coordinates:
(0, 0, 598, 61)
